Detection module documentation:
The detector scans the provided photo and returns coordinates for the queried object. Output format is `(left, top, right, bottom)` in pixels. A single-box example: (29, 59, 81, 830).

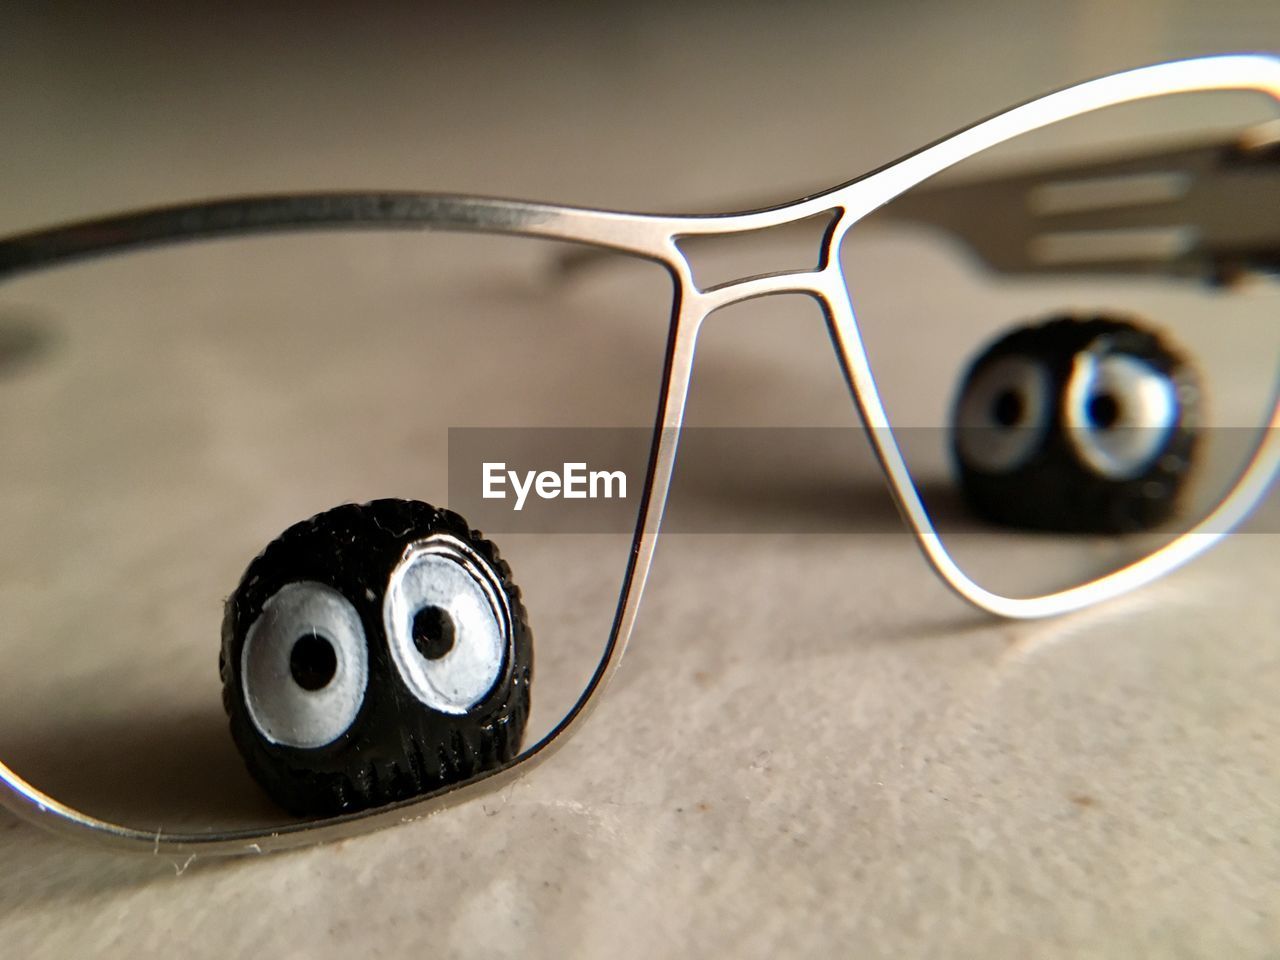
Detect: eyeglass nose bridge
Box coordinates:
(670, 206, 844, 299)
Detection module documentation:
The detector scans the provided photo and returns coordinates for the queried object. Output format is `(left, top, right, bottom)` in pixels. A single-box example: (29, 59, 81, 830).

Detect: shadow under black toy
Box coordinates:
(951, 313, 1201, 533)
(221, 499, 533, 816)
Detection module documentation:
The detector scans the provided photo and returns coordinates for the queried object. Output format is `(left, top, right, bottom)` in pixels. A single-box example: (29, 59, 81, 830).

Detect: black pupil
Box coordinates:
(992, 388, 1024, 427)
(413, 605, 456, 660)
(1088, 392, 1121, 429)
(290, 633, 338, 691)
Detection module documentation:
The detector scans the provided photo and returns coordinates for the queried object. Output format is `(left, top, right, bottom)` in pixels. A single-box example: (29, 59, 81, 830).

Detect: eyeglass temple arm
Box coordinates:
(0, 193, 570, 281)
(3, 125, 1276, 286)
(555, 121, 1280, 285)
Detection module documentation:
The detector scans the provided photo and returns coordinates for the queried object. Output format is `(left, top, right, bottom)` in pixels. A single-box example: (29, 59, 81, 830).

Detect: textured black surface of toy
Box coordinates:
(951, 314, 1201, 533)
(220, 499, 533, 817)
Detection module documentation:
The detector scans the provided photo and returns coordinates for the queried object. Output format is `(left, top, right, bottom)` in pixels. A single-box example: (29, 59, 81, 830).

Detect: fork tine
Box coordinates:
(883, 125, 1280, 283)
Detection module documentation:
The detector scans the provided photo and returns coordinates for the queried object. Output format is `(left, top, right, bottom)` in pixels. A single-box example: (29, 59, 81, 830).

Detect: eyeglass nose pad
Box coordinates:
(674, 209, 840, 293)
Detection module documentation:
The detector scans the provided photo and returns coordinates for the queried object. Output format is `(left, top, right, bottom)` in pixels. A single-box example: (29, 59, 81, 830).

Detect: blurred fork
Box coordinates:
(885, 120, 1280, 285)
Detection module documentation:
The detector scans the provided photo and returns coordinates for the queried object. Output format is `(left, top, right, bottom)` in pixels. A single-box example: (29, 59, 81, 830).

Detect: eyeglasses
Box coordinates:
(1, 53, 1276, 857)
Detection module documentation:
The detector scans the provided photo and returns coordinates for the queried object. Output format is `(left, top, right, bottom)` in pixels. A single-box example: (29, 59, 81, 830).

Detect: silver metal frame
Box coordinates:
(2, 53, 1278, 857)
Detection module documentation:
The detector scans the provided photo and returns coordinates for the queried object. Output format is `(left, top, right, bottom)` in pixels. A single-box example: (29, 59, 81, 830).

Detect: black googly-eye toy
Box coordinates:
(220, 499, 533, 816)
(951, 314, 1201, 533)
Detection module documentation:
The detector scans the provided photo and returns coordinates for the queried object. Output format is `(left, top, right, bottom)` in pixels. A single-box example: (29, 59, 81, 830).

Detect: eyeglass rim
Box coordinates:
(1, 52, 1276, 856)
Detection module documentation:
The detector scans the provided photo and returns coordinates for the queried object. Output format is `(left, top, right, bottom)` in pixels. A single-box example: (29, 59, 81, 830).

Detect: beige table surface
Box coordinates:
(1, 2, 1278, 957)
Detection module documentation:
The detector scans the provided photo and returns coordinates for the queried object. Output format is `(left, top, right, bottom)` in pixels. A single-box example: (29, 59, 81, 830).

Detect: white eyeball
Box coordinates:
(955, 354, 1051, 473)
(240, 581, 369, 749)
(383, 535, 510, 715)
(1064, 352, 1178, 479)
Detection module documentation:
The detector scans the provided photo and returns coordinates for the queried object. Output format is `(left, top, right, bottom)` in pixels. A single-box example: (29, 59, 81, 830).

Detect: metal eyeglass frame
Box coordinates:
(0, 53, 1277, 858)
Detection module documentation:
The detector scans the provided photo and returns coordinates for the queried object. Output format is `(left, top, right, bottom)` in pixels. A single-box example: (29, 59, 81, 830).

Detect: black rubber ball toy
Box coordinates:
(951, 314, 1201, 533)
(220, 499, 533, 816)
